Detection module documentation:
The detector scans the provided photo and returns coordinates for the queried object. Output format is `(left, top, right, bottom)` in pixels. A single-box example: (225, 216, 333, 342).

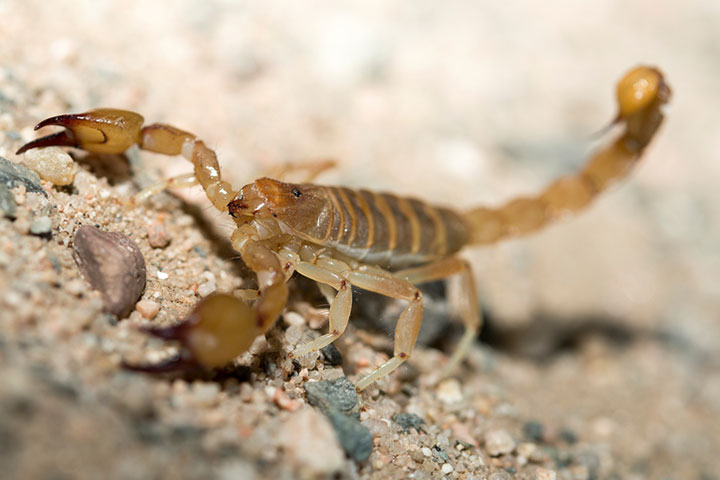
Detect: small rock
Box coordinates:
(64, 278, 86, 297)
(392, 412, 425, 433)
(0, 156, 46, 196)
(147, 221, 170, 248)
(0, 183, 17, 218)
(436, 378, 463, 405)
(559, 429, 579, 444)
(273, 388, 301, 411)
(320, 343, 343, 366)
(305, 377, 357, 413)
(278, 408, 345, 476)
(489, 472, 512, 480)
(534, 467, 557, 480)
(484, 429, 516, 457)
(517, 442, 539, 464)
(523, 421, 545, 442)
(451, 422, 479, 448)
(305, 377, 372, 461)
(21, 146, 77, 186)
(197, 280, 216, 297)
(72, 225, 146, 318)
(136, 299, 160, 319)
(441, 463, 454, 474)
(197, 271, 217, 297)
(29, 215, 52, 237)
(325, 409, 373, 462)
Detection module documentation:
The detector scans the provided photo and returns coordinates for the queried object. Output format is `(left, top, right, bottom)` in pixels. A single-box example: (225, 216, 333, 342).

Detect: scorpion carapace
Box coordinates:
(17, 66, 671, 390)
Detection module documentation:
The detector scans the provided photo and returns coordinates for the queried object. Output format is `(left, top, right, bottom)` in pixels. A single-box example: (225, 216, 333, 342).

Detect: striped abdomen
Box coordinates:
(263, 180, 470, 269)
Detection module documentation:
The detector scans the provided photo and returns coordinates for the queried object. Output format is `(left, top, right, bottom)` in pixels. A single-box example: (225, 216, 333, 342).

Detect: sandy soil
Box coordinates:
(1, 1, 719, 479)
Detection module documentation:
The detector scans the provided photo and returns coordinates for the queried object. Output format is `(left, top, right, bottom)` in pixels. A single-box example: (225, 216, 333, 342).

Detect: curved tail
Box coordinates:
(465, 66, 671, 245)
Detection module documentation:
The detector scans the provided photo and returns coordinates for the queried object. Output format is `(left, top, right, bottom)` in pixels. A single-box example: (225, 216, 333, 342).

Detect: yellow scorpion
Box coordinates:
(17, 66, 670, 390)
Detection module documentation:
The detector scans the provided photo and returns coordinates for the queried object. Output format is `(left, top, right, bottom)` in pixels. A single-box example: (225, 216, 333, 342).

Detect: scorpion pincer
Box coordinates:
(17, 66, 671, 390)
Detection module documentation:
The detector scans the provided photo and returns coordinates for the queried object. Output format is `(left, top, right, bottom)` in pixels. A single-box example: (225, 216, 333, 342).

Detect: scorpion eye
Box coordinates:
(291, 187, 302, 198)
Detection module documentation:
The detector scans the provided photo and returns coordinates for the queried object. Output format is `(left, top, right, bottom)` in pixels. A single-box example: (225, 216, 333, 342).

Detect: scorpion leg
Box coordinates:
(231, 233, 290, 336)
(263, 158, 337, 183)
(289, 261, 352, 357)
(345, 266, 424, 391)
(396, 257, 481, 376)
(16, 109, 237, 212)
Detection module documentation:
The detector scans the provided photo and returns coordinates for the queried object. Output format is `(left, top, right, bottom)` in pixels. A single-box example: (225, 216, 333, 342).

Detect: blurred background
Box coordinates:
(1, 0, 719, 478)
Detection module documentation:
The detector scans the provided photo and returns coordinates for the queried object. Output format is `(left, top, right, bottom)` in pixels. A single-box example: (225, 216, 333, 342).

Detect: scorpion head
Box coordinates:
(228, 178, 330, 237)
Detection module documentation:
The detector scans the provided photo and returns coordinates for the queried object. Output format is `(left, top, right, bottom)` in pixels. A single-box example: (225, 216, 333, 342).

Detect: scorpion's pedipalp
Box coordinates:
(134, 294, 260, 371)
(18, 109, 238, 211)
(17, 109, 145, 155)
(15, 130, 77, 154)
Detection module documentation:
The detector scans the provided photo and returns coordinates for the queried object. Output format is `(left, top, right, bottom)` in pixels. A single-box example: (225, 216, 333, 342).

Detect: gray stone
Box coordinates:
(304, 377, 372, 461)
(0, 183, 16, 218)
(392, 412, 425, 433)
(305, 376, 357, 414)
(0, 156, 46, 197)
(320, 343, 343, 366)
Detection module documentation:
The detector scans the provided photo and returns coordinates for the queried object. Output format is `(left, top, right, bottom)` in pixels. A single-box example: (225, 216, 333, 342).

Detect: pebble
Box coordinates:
(523, 421, 545, 442)
(72, 226, 146, 318)
(29, 215, 52, 237)
(392, 412, 425, 433)
(64, 278, 86, 297)
(436, 378, 464, 405)
(21, 146, 77, 186)
(273, 388, 301, 411)
(305, 377, 357, 413)
(516, 442, 539, 465)
(489, 472, 512, 480)
(484, 429, 516, 456)
(278, 408, 344, 476)
(441, 463, 454, 474)
(147, 221, 170, 248)
(0, 183, 16, 218)
(197, 280, 216, 297)
(305, 377, 373, 461)
(135, 299, 160, 319)
(451, 421, 479, 448)
(197, 271, 217, 297)
(320, 342, 343, 366)
(534, 467, 557, 480)
(0, 155, 46, 196)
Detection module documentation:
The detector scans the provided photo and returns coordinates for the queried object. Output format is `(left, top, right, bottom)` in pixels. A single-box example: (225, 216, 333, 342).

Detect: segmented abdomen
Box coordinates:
(312, 186, 469, 268)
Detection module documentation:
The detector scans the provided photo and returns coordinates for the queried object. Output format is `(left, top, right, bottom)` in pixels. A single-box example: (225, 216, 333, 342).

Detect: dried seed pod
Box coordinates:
(72, 225, 146, 318)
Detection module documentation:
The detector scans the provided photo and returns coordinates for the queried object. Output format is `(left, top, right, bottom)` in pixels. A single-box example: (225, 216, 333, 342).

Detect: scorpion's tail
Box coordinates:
(464, 66, 671, 245)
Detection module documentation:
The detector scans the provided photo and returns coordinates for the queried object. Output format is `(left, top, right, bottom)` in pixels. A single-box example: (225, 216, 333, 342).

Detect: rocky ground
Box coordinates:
(1, 1, 719, 479)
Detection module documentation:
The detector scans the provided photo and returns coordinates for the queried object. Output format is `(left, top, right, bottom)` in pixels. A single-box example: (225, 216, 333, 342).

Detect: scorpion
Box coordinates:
(17, 66, 670, 390)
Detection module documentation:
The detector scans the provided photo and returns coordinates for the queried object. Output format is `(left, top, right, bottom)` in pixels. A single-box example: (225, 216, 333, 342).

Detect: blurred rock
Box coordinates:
(72, 225, 146, 318)
(305, 377, 372, 461)
(21, 147, 77, 186)
(0, 183, 16, 218)
(278, 408, 345, 477)
(0, 156, 46, 197)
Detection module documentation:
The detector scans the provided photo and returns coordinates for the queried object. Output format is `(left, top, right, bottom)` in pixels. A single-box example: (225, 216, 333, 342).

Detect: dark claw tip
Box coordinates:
(16, 130, 77, 155)
(140, 322, 191, 341)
